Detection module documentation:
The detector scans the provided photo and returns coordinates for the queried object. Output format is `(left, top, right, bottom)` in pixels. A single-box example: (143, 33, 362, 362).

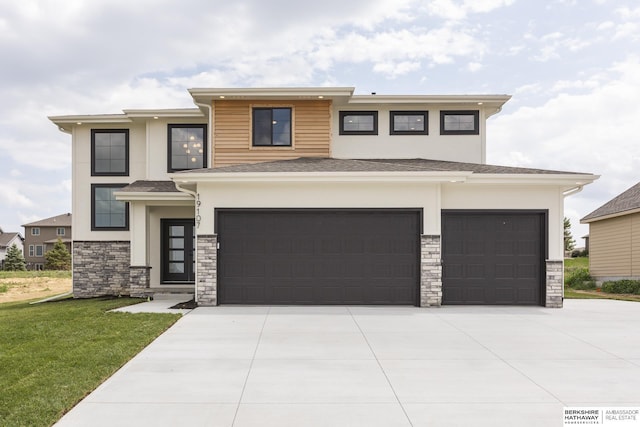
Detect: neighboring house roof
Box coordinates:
(0, 232, 23, 248)
(581, 182, 640, 222)
(22, 213, 72, 227)
(174, 157, 585, 175)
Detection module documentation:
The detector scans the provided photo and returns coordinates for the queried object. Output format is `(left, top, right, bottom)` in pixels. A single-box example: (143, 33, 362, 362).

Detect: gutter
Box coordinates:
(563, 185, 584, 198)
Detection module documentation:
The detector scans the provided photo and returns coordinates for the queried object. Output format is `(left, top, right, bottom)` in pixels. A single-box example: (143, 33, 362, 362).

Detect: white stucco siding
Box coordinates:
(195, 181, 441, 236)
(330, 105, 486, 163)
(441, 184, 565, 259)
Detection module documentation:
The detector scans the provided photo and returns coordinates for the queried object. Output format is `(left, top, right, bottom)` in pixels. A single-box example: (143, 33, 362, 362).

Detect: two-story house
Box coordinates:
(0, 228, 24, 270)
(22, 213, 72, 270)
(50, 87, 597, 307)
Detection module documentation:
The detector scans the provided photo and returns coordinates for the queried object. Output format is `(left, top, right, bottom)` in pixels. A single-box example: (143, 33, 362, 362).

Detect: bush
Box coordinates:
(565, 268, 596, 290)
(571, 249, 588, 258)
(602, 280, 640, 294)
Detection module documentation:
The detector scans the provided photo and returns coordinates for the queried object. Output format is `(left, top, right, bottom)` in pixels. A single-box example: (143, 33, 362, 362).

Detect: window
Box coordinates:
(390, 111, 428, 135)
(56, 227, 65, 236)
(440, 110, 480, 135)
(339, 111, 378, 135)
(168, 124, 207, 172)
(91, 129, 129, 176)
(91, 184, 129, 231)
(35, 245, 44, 257)
(31, 228, 40, 236)
(29, 245, 34, 257)
(252, 108, 292, 146)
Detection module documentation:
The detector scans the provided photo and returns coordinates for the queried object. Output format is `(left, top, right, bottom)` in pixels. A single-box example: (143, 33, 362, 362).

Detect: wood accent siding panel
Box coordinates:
(589, 215, 633, 277)
(212, 100, 331, 167)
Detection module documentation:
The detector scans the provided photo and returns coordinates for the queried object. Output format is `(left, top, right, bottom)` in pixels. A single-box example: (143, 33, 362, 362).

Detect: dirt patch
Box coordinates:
(0, 277, 72, 303)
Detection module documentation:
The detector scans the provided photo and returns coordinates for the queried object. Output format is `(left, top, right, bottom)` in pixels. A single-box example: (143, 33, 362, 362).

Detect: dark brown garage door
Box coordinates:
(217, 210, 420, 305)
(442, 211, 545, 305)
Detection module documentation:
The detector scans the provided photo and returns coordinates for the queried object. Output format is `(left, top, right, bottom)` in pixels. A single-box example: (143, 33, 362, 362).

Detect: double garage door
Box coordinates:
(217, 210, 545, 305)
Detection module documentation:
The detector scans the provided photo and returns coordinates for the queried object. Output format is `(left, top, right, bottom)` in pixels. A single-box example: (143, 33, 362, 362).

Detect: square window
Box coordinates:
(56, 227, 65, 236)
(91, 184, 129, 231)
(31, 228, 40, 236)
(252, 108, 292, 146)
(168, 124, 207, 172)
(339, 111, 378, 135)
(440, 110, 480, 135)
(91, 129, 129, 176)
(390, 111, 428, 135)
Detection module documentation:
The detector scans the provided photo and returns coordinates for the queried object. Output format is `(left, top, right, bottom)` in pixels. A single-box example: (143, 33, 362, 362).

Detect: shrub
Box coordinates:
(565, 268, 596, 290)
(602, 280, 640, 294)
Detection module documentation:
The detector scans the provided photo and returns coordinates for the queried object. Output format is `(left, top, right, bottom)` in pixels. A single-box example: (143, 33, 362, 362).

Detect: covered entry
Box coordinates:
(441, 211, 546, 305)
(217, 209, 420, 305)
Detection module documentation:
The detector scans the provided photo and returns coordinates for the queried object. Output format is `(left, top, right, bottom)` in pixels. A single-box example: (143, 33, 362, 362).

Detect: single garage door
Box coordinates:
(442, 211, 545, 305)
(217, 210, 420, 305)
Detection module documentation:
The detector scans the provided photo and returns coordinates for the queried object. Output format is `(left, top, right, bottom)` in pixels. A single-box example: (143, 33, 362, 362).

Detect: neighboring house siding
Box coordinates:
(589, 213, 640, 279)
(212, 100, 331, 167)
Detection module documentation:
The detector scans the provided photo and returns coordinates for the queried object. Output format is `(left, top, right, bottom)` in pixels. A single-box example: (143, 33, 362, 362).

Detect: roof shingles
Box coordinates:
(582, 182, 640, 221)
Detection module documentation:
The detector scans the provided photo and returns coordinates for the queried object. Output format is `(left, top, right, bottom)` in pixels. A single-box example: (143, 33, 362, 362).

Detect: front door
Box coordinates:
(161, 219, 195, 283)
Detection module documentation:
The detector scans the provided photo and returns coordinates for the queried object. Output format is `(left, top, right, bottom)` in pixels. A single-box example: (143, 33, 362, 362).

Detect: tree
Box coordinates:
(45, 238, 71, 270)
(4, 244, 26, 271)
(564, 217, 576, 252)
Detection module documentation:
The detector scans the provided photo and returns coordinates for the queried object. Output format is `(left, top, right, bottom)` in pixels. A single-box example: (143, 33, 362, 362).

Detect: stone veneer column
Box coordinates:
(196, 235, 217, 306)
(129, 266, 151, 298)
(420, 235, 442, 307)
(546, 260, 564, 308)
(72, 241, 131, 298)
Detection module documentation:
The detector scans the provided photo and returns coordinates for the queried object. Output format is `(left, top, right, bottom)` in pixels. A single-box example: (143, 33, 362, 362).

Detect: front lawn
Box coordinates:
(0, 297, 180, 426)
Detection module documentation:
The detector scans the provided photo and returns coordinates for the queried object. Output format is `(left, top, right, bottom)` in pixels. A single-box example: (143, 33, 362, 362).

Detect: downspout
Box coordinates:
(174, 181, 198, 302)
(193, 101, 213, 168)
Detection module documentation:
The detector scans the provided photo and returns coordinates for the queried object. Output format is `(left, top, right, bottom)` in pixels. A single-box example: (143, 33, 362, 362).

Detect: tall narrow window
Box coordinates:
(91, 184, 129, 231)
(440, 110, 480, 135)
(252, 108, 292, 146)
(390, 111, 428, 135)
(339, 111, 378, 135)
(91, 129, 129, 176)
(168, 124, 207, 172)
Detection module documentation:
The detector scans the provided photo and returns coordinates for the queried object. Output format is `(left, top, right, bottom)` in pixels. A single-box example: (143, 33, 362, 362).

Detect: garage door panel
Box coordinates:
(443, 212, 543, 305)
(218, 210, 419, 305)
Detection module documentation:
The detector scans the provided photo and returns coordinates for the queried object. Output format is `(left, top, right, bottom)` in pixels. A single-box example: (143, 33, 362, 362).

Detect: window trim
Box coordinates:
(35, 245, 44, 257)
(251, 107, 293, 147)
(91, 184, 130, 231)
(339, 111, 378, 135)
(167, 124, 208, 172)
(29, 245, 34, 257)
(31, 228, 40, 236)
(56, 227, 65, 236)
(390, 111, 429, 135)
(440, 110, 480, 135)
(91, 129, 130, 176)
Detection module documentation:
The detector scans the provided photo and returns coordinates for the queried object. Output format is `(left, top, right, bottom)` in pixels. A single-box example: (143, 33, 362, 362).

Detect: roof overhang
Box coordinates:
(581, 207, 640, 224)
(189, 87, 356, 106)
(113, 191, 194, 203)
(49, 108, 203, 132)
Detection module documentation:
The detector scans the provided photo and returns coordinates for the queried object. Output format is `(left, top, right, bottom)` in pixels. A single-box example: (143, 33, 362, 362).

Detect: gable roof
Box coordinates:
(581, 182, 640, 222)
(0, 232, 23, 248)
(22, 213, 72, 227)
(174, 157, 585, 175)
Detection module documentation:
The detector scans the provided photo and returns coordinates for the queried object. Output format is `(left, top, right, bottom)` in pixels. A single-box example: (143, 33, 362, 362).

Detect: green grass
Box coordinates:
(0, 297, 180, 426)
(0, 270, 71, 279)
(564, 257, 589, 271)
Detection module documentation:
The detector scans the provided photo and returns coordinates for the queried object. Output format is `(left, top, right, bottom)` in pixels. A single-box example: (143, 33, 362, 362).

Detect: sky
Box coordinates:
(1, 0, 639, 245)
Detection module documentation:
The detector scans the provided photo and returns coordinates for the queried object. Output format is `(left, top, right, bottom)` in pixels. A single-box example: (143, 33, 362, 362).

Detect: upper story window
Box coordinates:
(440, 110, 480, 135)
(390, 111, 428, 135)
(91, 129, 129, 176)
(31, 228, 40, 236)
(339, 111, 378, 135)
(252, 108, 292, 146)
(56, 227, 65, 236)
(168, 124, 207, 172)
(91, 184, 129, 231)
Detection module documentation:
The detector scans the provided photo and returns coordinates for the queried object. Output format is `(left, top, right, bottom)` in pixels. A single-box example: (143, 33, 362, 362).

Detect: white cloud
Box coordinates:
(467, 62, 483, 72)
(373, 61, 421, 78)
(425, 0, 514, 20)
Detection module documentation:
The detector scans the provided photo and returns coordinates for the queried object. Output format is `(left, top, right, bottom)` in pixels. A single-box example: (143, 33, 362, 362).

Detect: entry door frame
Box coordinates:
(441, 209, 549, 305)
(161, 218, 196, 284)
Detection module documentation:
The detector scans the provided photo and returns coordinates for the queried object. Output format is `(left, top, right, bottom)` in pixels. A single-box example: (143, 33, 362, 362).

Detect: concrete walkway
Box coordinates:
(56, 300, 640, 427)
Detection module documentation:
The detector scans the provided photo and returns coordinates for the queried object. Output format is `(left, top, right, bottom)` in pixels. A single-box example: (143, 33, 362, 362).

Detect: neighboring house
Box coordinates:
(49, 87, 597, 308)
(22, 213, 72, 270)
(581, 182, 640, 283)
(0, 228, 24, 270)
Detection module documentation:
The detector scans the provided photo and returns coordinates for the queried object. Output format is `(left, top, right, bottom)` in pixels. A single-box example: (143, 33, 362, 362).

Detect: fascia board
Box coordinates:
(347, 94, 511, 106)
(581, 207, 640, 224)
(465, 173, 599, 186)
(122, 108, 203, 118)
(48, 114, 132, 125)
(189, 87, 355, 102)
(113, 191, 193, 202)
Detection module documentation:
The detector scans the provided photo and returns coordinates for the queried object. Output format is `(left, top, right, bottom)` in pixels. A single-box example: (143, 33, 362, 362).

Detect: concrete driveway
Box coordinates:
(56, 300, 640, 427)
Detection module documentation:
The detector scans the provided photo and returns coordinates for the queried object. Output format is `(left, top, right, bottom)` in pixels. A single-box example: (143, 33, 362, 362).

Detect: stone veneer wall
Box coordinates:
(545, 260, 564, 308)
(73, 241, 131, 298)
(420, 235, 442, 307)
(196, 235, 217, 306)
(129, 266, 151, 298)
